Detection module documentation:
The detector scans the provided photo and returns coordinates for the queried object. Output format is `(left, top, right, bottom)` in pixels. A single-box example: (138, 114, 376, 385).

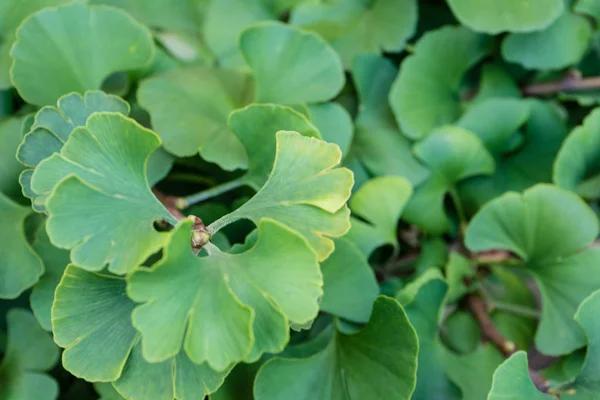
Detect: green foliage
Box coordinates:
(3, 1, 600, 399)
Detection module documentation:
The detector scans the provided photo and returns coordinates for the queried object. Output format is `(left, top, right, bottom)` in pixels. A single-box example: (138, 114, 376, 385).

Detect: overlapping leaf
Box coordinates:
(389, 26, 492, 139)
(0, 116, 27, 200)
(466, 184, 600, 355)
(254, 297, 419, 400)
(487, 352, 552, 399)
(34, 112, 175, 274)
(345, 176, 412, 258)
(570, 290, 600, 395)
(0, 192, 43, 299)
(446, 0, 563, 34)
(11, 4, 155, 106)
(402, 126, 495, 234)
(128, 218, 322, 369)
(209, 131, 353, 261)
(52, 265, 229, 399)
(291, 0, 417, 67)
(351, 54, 429, 185)
(306, 103, 353, 158)
(0, 309, 59, 400)
(239, 22, 344, 105)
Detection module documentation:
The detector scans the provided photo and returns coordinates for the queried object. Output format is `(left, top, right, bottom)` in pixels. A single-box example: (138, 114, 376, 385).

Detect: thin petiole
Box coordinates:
(177, 178, 245, 209)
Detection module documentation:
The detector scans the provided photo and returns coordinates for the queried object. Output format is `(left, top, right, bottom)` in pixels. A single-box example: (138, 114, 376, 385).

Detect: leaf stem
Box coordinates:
(449, 187, 466, 232)
(177, 178, 245, 209)
(521, 72, 600, 96)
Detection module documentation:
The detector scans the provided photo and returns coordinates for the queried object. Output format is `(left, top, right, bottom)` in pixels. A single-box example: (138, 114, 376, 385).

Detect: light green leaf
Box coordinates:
(445, 252, 475, 303)
(52, 265, 229, 398)
(0, 116, 26, 200)
(397, 269, 458, 400)
(471, 63, 522, 104)
(138, 66, 252, 170)
(307, 103, 353, 158)
(351, 54, 429, 184)
(209, 131, 353, 261)
(554, 107, 600, 200)
(447, 0, 563, 34)
(11, 4, 155, 106)
(229, 104, 320, 190)
(17, 91, 130, 211)
(34, 113, 174, 274)
(254, 296, 418, 400)
(576, 0, 600, 24)
(240, 22, 344, 105)
(345, 176, 412, 258)
(291, 0, 417, 67)
(320, 237, 378, 323)
(389, 26, 492, 139)
(465, 184, 600, 355)
(572, 290, 600, 394)
(0, 0, 74, 88)
(0, 192, 43, 299)
(30, 225, 69, 331)
(459, 99, 567, 213)
(487, 352, 552, 400)
(128, 218, 322, 369)
(502, 12, 593, 71)
(403, 126, 495, 234)
(0, 309, 59, 400)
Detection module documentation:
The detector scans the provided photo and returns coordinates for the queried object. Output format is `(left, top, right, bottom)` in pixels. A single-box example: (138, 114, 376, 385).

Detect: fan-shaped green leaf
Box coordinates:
(239, 22, 344, 105)
(291, 0, 417, 67)
(447, 0, 563, 34)
(0, 192, 43, 299)
(351, 54, 429, 185)
(465, 184, 600, 355)
(137, 67, 252, 170)
(501, 13, 593, 71)
(11, 4, 154, 106)
(487, 352, 552, 399)
(0, 309, 59, 400)
(389, 26, 492, 139)
(254, 296, 418, 400)
(345, 176, 412, 258)
(306, 103, 353, 158)
(571, 290, 600, 395)
(554, 107, 600, 200)
(320, 237, 378, 322)
(128, 218, 322, 369)
(0, 116, 26, 200)
(33, 113, 174, 274)
(576, 0, 600, 24)
(0, 0, 74, 88)
(403, 126, 495, 234)
(30, 226, 69, 331)
(52, 265, 229, 398)
(209, 131, 353, 261)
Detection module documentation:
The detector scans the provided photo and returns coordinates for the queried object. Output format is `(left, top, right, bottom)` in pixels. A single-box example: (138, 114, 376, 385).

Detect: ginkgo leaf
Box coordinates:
(254, 296, 419, 400)
(571, 290, 600, 394)
(0, 309, 59, 400)
(389, 26, 492, 139)
(291, 0, 417, 67)
(576, 0, 600, 24)
(345, 176, 412, 258)
(0, 116, 26, 200)
(447, 0, 563, 34)
(397, 269, 457, 399)
(208, 131, 353, 261)
(52, 265, 230, 399)
(128, 218, 322, 369)
(17, 91, 130, 211)
(137, 66, 253, 171)
(402, 126, 495, 234)
(0, 192, 43, 299)
(30, 225, 69, 331)
(228, 104, 321, 190)
(319, 237, 378, 323)
(554, 107, 600, 200)
(351, 54, 429, 184)
(0, 0, 74, 88)
(33, 112, 174, 274)
(501, 13, 593, 71)
(487, 352, 552, 400)
(466, 184, 600, 355)
(239, 22, 344, 105)
(11, 4, 155, 106)
(306, 103, 353, 158)
(471, 64, 521, 104)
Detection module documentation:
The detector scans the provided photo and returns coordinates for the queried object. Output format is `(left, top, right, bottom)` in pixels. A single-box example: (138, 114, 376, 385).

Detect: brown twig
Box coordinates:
(467, 294, 550, 393)
(152, 188, 186, 221)
(522, 71, 600, 96)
